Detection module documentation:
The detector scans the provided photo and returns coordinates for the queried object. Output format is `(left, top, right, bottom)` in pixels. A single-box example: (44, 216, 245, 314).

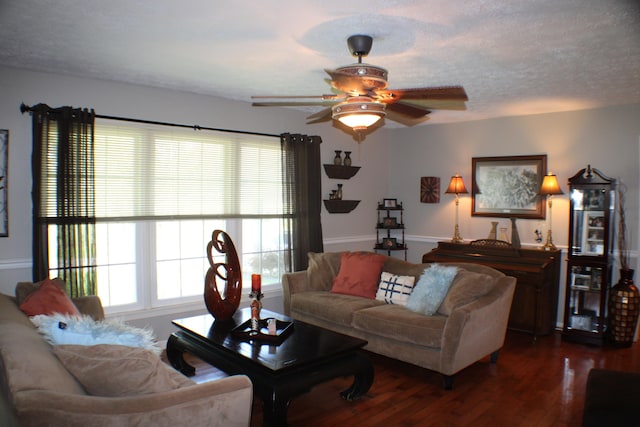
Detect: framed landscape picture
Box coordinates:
(471, 154, 547, 219)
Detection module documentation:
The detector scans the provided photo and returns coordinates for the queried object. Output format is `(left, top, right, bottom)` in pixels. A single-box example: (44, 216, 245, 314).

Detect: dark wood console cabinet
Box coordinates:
(422, 241, 562, 337)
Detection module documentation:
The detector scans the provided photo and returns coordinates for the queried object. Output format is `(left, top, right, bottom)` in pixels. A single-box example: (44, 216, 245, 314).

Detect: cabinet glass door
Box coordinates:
(566, 265, 605, 332)
(570, 189, 606, 256)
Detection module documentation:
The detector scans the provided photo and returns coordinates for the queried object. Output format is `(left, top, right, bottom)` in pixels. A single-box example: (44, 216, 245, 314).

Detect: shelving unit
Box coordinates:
(322, 164, 361, 214)
(323, 164, 361, 180)
(563, 166, 615, 346)
(374, 201, 407, 260)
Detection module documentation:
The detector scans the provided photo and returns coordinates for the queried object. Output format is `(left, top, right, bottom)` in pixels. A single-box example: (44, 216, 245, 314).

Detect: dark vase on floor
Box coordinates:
(607, 269, 640, 347)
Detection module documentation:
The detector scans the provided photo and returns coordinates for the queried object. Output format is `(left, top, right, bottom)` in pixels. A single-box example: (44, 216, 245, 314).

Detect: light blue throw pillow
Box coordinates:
(406, 264, 459, 315)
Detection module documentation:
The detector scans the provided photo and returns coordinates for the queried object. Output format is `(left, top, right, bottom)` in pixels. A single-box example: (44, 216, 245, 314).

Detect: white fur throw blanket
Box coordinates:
(31, 313, 161, 354)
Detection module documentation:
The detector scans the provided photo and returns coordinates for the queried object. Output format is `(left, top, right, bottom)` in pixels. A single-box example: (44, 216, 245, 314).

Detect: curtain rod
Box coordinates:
(20, 103, 280, 139)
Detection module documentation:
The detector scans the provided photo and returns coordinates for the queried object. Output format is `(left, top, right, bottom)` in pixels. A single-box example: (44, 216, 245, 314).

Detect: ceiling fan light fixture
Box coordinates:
(332, 97, 386, 131)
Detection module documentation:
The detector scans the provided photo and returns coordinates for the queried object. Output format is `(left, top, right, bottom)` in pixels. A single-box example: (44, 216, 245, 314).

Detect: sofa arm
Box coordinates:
(281, 271, 308, 316)
(72, 295, 105, 321)
(14, 375, 253, 427)
(439, 276, 516, 375)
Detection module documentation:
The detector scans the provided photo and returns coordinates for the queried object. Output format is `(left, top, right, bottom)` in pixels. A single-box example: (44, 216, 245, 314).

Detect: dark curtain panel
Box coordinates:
(281, 133, 324, 272)
(31, 104, 97, 297)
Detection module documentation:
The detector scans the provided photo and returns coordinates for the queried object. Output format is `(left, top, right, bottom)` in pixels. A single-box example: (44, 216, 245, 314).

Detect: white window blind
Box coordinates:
(91, 120, 282, 221)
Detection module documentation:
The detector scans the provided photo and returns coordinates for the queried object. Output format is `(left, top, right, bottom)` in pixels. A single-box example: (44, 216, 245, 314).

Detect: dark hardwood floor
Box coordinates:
(169, 331, 639, 427)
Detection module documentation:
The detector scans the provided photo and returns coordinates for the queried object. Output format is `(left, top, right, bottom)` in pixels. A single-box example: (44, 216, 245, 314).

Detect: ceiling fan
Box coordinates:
(252, 34, 468, 135)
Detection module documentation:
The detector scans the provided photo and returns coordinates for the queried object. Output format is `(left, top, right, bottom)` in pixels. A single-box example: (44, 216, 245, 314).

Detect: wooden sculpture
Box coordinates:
(204, 230, 242, 321)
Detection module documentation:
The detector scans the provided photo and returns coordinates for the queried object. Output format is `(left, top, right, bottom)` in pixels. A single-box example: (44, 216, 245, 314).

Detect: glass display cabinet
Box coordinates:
(563, 165, 615, 346)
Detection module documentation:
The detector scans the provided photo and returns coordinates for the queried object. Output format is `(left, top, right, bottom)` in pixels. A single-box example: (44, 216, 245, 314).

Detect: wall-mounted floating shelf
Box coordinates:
(323, 199, 360, 214)
(323, 164, 361, 180)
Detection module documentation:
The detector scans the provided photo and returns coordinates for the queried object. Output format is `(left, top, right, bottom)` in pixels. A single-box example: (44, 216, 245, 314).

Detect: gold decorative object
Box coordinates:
(445, 174, 468, 243)
(538, 173, 564, 250)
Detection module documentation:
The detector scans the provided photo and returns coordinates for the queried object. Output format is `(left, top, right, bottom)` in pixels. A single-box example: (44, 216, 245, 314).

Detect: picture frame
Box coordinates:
(383, 217, 398, 228)
(0, 130, 7, 237)
(383, 198, 397, 208)
(382, 237, 397, 249)
(471, 154, 547, 219)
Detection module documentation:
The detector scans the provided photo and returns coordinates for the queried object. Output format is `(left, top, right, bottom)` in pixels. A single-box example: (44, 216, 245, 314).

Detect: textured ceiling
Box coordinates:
(1, 0, 639, 126)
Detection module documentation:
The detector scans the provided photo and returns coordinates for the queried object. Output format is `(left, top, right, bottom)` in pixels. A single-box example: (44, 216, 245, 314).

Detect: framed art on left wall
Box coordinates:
(0, 130, 7, 237)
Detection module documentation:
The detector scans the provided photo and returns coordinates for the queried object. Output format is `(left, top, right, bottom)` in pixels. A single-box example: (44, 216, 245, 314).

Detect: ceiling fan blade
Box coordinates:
(325, 69, 381, 95)
(386, 102, 432, 119)
(385, 109, 431, 127)
(397, 98, 468, 111)
(306, 107, 333, 124)
(377, 86, 468, 102)
(252, 101, 337, 107)
(251, 94, 344, 101)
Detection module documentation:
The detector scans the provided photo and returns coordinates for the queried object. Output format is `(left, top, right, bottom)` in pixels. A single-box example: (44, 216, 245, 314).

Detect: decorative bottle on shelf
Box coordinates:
(498, 227, 509, 242)
(510, 217, 521, 248)
(336, 184, 343, 200)
(343, 151, 352, 167)
(488, 222, 498, 240)
(333, 150, 342, 165)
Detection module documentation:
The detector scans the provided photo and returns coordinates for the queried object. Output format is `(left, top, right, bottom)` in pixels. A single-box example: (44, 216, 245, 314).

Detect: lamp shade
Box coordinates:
(445, 174, 468, 194)
(332, 96, 386, 131)
(539, 173, 564, 195)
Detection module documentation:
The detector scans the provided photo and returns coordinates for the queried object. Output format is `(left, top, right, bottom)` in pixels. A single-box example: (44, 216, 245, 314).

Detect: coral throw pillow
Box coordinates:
(331, 252, 387, 298)
(19, 278, 80, 317)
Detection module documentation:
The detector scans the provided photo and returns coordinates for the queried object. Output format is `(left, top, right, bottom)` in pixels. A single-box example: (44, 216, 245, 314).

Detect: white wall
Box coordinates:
(2, 65, 639, 336)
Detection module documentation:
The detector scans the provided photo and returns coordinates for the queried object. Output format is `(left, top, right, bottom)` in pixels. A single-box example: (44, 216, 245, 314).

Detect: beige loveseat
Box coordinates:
(0, 282, 253, 427)
(282, 252, 517, 389)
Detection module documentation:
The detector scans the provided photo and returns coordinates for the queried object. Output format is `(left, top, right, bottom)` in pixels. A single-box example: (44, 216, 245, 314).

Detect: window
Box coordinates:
(47, 120, 287, 312)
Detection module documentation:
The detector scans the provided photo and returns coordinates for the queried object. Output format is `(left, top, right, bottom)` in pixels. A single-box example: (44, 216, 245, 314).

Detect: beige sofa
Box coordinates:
(0, 284, 253, 427)
(282, 252, 517, 389)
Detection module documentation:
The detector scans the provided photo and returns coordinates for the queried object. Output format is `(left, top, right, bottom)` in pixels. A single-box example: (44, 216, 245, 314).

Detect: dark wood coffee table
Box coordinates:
(167, 308, 373, 426)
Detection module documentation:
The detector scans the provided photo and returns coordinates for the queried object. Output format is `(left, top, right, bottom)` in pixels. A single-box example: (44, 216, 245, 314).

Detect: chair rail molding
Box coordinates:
(0, 258, 31, 270)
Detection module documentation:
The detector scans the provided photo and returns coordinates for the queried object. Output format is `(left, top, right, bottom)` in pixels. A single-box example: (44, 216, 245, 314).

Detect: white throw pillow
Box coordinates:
(375, 272, 415, 306)
(31, 313, 160, 353)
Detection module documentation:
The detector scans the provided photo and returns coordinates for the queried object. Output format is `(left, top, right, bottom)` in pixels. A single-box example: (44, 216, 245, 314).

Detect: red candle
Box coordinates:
(251, 274, 261, 294)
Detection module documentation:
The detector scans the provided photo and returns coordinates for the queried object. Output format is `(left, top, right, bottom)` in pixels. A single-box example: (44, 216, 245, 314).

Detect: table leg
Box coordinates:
(261, 394, 290, 427)
(340, 351, 374, 401)
(166, 333, 196, 376)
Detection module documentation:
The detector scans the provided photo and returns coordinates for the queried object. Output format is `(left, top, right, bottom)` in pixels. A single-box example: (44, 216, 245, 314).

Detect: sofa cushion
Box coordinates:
(0, 322, 85, 396)
(382, 257, 431, 282)
(307, 252, 343, 291)
(407, 264, 458, 316)
(19, 278, 80, 317)
(375, 272, 415, 306)
(331, 252, 387, 298)
(437, 269, 494, 316)
(291, 291, 384, 326)
(53, 344, 190, 397)
(352, 304, 447, 348)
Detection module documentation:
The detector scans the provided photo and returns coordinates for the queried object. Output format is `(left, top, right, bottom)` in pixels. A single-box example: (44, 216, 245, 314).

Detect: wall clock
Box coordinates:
(420, 176, 440, 203)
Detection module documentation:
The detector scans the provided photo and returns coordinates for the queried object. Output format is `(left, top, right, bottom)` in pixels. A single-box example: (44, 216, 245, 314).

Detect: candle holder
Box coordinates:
(249, 291, 263, 332)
